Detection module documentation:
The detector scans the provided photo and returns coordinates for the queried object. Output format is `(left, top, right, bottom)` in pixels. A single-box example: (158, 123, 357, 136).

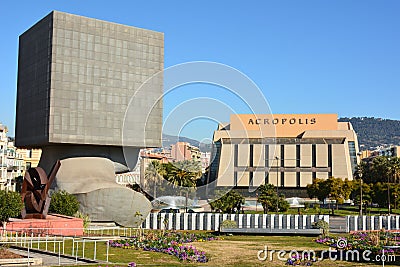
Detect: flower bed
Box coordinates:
(108, 231, 218, 263)
(314, 230, 400, 261)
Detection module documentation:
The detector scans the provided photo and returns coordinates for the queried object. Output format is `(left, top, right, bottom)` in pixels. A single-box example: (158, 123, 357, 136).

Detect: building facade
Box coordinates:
(170, 142, 201, 162)
(0, 124, 25, 191)
(207, 114, 360, 197)
(361, 146, 400, 161)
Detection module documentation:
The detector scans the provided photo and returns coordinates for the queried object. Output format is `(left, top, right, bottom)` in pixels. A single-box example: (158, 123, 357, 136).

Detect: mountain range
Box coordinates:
(339, 117, 400, 150)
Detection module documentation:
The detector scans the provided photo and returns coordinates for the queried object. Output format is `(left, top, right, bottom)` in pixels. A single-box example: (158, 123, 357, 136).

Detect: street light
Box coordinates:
(275, 156, 279, 212)
(388, 158, 391, 215)
(359, 172, 363, 216)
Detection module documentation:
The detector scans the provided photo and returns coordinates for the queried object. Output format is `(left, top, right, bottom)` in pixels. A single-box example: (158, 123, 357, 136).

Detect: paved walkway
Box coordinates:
(8, 247, 97, 266)
(329, 216, 347, 233)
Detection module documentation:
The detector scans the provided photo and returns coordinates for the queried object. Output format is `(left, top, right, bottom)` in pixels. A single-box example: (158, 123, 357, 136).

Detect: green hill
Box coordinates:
(339, 117, 400, 150)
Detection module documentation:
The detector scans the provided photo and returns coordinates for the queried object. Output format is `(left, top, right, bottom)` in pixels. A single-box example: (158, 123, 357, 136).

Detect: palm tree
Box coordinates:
(144, 160, 165, 199)
(164, 160, 202, 212)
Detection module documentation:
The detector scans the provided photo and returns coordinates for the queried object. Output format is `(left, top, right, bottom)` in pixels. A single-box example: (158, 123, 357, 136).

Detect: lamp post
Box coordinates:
(359, 172, 363, 216)
(388, 158, 391, 215)
(275, 156, 279, 213)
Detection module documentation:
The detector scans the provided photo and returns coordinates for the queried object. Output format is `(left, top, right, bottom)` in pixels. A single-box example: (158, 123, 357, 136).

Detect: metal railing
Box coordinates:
(0, 229, 125, 265)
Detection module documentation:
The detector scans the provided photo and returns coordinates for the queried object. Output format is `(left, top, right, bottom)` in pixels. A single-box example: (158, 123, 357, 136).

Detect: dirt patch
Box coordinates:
(0, 247, 23, 259)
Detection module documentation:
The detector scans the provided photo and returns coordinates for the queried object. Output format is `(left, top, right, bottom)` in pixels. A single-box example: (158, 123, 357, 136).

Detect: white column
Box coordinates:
(286, 215, 291, 229)
(396, 216, 400, 230)
(238, 214, 243, 228)
(191, 213, 196, 230)
(145, 215, 151, 229)
(278, 214, 283, 229)
(168, 213, 173, 230)
(255, 214, 259, 228)
(160, 214, 166, 229)
(270, 215, 275, 229)
(176, 213, 181, 230)
(294, 215, 299, 229)
(262, 214, 267, 228)
(364, 216, 367, 231)
(199, 213, 204, 230)
(215, 214, 220, 231)
(152, 214, 158, 229)
(387, 216, 391, 230)
(370, 216, 374, 231)
(379, 216, 383, 230)
(354, 215, 358, 231)
(303, 215, 307, 229)
(206, 213, 212, 230)
(246, 214, 251, 228)
(183, 213, 188, 230)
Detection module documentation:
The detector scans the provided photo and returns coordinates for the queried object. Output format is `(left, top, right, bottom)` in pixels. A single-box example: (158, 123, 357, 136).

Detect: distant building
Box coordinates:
(170, 142, 201, 162)
(361, 146, 400, 161)
(0, 123, 24, 191)
(16, 148, 42, 171)
(200, 152, 211, 173)
(207, 114, 360, 198)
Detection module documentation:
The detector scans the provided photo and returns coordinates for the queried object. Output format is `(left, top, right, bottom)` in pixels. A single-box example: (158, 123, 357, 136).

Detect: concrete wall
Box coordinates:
(347, 215, 400, 232)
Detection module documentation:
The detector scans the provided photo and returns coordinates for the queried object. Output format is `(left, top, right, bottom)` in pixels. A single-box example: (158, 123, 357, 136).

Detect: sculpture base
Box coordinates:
(6, 214, 83, 236)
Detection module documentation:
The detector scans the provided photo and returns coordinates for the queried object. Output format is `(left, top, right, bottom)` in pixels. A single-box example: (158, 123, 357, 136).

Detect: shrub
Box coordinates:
(49, 190, 80, 216)
(220, 220, 237, 229)
(315, 220, 329, 237)
(74, 211, 91, 230)
(0, 190, 23, 226)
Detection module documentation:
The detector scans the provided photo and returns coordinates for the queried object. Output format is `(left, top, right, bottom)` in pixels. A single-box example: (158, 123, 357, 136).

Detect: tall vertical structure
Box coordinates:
(16, 11, 164, 172)
(15, 11, 164, 225)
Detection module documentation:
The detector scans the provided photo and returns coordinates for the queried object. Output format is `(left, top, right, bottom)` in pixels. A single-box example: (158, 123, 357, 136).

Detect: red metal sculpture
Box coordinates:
(20, 161, 61, 219)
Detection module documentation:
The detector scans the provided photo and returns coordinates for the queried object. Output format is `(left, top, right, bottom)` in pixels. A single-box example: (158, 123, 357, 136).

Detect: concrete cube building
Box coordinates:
(15, 11, 163, 224)
(16, 11, 163, 151)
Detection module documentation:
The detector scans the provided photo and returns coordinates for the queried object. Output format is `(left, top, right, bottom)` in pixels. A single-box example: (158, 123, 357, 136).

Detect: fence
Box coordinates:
(347, 215, 400, 232)
(142, 213, 329, 231)
(0, 230, 116, 264)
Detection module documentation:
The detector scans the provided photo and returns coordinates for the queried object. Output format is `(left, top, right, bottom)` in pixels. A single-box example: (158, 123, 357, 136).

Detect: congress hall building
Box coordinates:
(207, 114, 360, 197)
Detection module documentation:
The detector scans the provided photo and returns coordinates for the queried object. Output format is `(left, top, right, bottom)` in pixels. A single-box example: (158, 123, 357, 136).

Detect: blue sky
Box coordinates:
(1, 1, 399, 141)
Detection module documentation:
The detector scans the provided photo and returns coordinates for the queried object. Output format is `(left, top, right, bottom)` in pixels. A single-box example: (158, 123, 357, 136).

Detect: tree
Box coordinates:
(257, 184, 277, 214)
(163, 160, 202, 212)
(306, 178, 330, 202)
(209, 190, 244, 213)
(0, 190, 23, 234)
(49, 190, 80, 216)
(144, 160, 165, 199)
(327, 177, 352, 209)
(257, 184, 289, 213)
(351, 179, 372, 208)
(371, 182, 387, 208)
(307, 177, 354, 214)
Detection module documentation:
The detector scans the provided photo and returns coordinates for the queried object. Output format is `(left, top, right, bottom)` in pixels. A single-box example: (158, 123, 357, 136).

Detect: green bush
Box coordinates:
(74, 211, 91, 230)
(0, 190, 23, 224)
(49, 190, 80, 216)
(220, 220, 237, 229)
(314, 220, 329, 237)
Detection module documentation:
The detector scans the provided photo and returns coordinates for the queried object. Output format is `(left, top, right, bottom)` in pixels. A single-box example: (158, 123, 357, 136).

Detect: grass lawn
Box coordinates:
(52, 233, 398, 266)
